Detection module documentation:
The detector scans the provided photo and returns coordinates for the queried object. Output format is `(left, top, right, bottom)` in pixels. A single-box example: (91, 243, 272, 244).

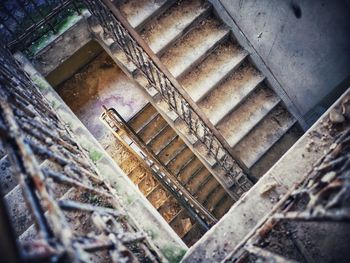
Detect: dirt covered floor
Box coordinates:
(56, 51, 147, 141)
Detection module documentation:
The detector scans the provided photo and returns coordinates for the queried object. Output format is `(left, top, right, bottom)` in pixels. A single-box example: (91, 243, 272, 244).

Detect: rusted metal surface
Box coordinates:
(83, 0, 253, 195)
(101, 106, 218, 231)
(221, 95, 350, 263)
(0, 43, 166, 262)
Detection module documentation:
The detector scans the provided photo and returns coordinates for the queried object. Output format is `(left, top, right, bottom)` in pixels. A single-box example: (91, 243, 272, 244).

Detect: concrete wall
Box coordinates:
(215, 0, 350, 125)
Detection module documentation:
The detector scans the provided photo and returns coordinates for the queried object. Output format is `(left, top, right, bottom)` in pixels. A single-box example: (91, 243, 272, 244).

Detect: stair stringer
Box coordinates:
(88, 17, 250, 202)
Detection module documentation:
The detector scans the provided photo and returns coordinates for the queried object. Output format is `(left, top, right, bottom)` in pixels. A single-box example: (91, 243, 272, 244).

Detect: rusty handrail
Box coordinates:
(0, 42, 166, 262)
(100, 106, 218, 230)
(83, 0, 253, 195)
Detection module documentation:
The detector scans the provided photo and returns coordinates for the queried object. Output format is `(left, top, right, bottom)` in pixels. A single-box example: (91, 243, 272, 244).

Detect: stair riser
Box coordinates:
(225, 99, 281, 149)
(195, 51, 248, 103)
(211, 78, 265, 126)
(175, 32, 230, 80)
(135, 0, 178, 32)
(155, 7, 212, 57)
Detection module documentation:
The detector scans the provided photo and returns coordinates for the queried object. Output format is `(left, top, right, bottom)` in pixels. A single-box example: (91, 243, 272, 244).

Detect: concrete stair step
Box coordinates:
(139, 173, 159, 196)
(212, 194, 234, 219)
(158, 196, 182, 222)
(148, 125, 178, 154)
(202, 184, 221, 207)
(177, 159, 203, 186)
(185, 168, 211, 196)
(166, 147, 194, 174)
(233, 105, 296, 169)
(117, 0, 176, 31)
(141, 0, 211, 56)
(128, 165, 149, 185)
(205, 186, 227, 212)
(145, 122, 169, 144)
(250, 124, 303, 180)
(157, 136, 186, 164)
(0, 155, 18, 197)
(180, 40, 248, 103)
(147, 184, 170, 209)
(197, 177, 218, 203)
(128, 103, 157, 132)
(217, 87, 281, 148)
(138, 114, 168, 142)
(169, 209, 195, 238)
(120, 154, 140, 174)
(19, 224, 38, 243)
(161, 16, 229, 79)
(198, 62, 265, 126)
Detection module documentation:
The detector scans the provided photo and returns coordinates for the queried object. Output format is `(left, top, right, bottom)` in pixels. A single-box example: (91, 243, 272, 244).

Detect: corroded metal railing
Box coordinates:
(0, 43, 165, 262)
(83, 0, 252, 194)
(101, 106, 218, 231)
(222, 109, 350, 263)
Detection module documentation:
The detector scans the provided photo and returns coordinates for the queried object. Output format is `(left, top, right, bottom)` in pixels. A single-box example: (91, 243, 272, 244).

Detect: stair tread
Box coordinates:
(118, 0, 172, 29)
(250, 125, 302, 180)
(120, 154, 140, 174)
(128, 103, 157, 132)
(128, 165, 149, 185)
(185, 168, 211, 195)
(161, 17, 229, 78)
(139, 174, 159, 196)
(212, 194, 234, 218)
(181, 41, 247, 102)
(205, 186, 226, 211)
(158, 136, 186, 164)
(197, 177, 218, 203)
(142, 0, 210, 55)
(177, 158, 203, 185)
(158, 196, 182, 222)
(233, 105, 296, 169)
(198, 63, 264, 126)
(169, 209, 195, 238)
(138, 114, 168, 143)
(19, 224, 38, 243)
(217, 87, 281, 148)
(147, 184, 170, 209)
(149, 125, 177, 154)
(0, 155, 17, 196)
(166, 147, 194, 174)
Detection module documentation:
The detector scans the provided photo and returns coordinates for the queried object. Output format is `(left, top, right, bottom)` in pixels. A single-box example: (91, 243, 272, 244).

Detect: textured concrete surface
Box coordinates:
(217, 0, 350, 124)
(182, 89, 349, 262)
(32, 17, 92, 77)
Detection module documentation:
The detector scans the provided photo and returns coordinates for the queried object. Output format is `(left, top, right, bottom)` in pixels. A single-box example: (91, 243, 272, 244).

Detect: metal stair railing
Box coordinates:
(82, 0, 253, 195)
(0, 43, 166, 263)
(100, 106, 218, 231)
(222, 118, 350, 263)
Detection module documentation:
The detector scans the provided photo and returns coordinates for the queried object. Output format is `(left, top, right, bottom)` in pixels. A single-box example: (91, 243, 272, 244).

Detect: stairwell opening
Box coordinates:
(46, 40, 235, 246)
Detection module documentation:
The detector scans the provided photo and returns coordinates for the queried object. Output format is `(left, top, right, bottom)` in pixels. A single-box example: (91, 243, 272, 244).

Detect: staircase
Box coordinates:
(0, 148, 34, 241)
(114, 0, 303, 180)
(105, 102, 234, 246)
